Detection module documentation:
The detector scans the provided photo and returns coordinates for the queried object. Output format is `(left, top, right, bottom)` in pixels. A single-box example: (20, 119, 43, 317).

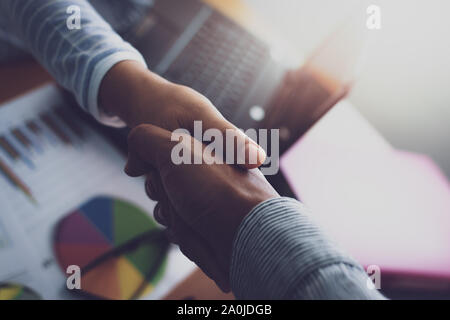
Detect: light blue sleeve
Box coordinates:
(0, 0, 148, 127)
(230, 197, 386, 300)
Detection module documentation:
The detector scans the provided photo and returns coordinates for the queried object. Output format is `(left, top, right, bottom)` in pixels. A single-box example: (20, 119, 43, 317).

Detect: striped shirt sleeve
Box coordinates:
(0, 0, 147, 127)
(230, 197, 386, 300)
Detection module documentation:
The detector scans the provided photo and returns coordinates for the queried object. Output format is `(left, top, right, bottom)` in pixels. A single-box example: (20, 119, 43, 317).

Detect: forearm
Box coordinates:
(0, 0, 147, 126)
(230, 197, 385, 300)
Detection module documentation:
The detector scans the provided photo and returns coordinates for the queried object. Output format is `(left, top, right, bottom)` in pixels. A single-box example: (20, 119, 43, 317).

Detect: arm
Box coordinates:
(1, 0, 264, 167)
(231, 198, 385, 300)
(0, 0, 146, 127)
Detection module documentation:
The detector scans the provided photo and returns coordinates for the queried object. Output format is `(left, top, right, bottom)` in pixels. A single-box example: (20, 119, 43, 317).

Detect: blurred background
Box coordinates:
(245, 0, 450, 177)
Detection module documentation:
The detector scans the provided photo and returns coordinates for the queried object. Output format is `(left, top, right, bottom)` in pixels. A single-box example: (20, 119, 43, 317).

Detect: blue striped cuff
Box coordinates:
(230, 197, 368, 299)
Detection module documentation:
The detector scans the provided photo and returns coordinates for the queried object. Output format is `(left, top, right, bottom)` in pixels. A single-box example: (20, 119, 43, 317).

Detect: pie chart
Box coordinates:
(0, 283, 41, 300)
(53, 196, 167, 300)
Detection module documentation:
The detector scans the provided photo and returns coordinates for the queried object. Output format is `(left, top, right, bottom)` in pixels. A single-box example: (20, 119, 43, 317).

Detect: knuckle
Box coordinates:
(128, 124, 148, 147)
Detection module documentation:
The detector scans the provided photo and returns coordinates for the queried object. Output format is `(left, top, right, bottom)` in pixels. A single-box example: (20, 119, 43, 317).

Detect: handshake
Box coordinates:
(102, 61, 279, 291)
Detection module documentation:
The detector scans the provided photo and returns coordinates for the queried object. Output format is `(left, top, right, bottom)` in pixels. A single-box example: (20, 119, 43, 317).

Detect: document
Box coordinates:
(0, 85, 195, 299)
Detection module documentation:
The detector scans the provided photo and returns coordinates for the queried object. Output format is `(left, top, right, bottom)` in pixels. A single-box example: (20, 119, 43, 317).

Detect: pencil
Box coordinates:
(0, 157, 36, 204)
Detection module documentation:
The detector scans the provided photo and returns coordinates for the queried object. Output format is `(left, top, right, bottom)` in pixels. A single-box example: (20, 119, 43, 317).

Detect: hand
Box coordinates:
(125, 124, 280, 291)
(99, 61, 266, 169)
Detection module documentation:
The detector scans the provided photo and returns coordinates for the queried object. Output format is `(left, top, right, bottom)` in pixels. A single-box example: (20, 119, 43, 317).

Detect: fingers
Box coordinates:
(145, 177, 157, 201)
(145, 171, 164, 201)
(146, 173, 171, 227)
(125, 124, 175, 174)
(151, 196, 231, 291)
(126, 117, 266, 175)
(164, 207, 231, 292)
(178, 231, 231, 292)
(153, 202, 169, 226)
(201, 116, 267, 169)
(125, 149, 153, 177)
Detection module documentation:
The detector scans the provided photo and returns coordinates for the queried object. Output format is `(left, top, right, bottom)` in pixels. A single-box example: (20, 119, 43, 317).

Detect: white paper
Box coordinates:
(0, 85, 195, 299)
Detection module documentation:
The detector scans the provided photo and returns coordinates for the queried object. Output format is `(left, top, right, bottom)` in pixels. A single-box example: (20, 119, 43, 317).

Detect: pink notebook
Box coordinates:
(281, 101, 450, 290)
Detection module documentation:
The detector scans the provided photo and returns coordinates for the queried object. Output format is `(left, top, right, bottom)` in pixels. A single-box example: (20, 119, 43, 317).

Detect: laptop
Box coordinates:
(130, 0, 367, 152)
(131, 0, 283, 127)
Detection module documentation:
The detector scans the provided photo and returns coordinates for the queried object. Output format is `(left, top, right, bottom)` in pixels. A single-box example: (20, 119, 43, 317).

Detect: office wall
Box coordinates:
(246, 0, 450, 177)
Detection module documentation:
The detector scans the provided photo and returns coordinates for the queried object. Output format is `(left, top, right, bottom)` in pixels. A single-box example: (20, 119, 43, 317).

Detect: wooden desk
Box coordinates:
(0, 59, 52, 103)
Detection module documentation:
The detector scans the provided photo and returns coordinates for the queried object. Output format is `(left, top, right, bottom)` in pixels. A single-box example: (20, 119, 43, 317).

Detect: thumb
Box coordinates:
(125, 124, 175, 176)
(201, 116, 267, 169)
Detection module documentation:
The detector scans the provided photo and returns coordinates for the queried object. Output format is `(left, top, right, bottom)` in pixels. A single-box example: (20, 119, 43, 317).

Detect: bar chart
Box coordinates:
(0, 85, 110, 225)
(0, 107, 85, 204)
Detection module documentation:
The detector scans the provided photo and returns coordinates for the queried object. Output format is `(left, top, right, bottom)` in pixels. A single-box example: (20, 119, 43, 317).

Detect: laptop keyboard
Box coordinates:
(164, 12, 270, 120)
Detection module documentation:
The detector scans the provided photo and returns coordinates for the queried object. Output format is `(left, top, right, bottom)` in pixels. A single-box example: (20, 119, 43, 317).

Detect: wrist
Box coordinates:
(211, 182, 280, 276)
(99, 60, 171, 127)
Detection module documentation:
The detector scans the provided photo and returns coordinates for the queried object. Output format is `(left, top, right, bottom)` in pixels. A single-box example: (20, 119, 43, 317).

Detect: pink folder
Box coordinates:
(280, 102, 450, 290)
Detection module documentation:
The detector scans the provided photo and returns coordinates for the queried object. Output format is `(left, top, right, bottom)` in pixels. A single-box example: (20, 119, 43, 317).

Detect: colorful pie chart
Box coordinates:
(0, 283, 41, 300)
(53, 196, 167, 300)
